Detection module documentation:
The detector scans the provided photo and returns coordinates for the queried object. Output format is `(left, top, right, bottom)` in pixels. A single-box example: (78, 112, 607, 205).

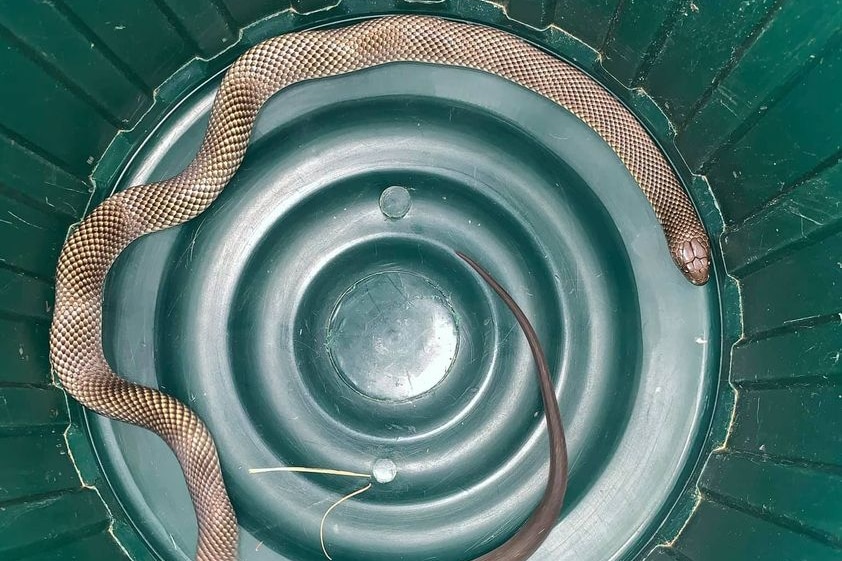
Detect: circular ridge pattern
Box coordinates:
(92, 63, 716, 561)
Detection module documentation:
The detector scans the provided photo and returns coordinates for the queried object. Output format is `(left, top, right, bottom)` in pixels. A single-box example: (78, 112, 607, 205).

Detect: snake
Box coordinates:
(456, 252, 568, 561)
(49, 14, 711, 561)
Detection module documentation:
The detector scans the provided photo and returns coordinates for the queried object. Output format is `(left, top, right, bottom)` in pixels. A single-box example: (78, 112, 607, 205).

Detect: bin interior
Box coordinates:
(0, 1, 840, 561)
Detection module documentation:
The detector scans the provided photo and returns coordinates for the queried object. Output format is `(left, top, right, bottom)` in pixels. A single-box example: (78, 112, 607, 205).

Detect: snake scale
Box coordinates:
(49, 14, 711, 561)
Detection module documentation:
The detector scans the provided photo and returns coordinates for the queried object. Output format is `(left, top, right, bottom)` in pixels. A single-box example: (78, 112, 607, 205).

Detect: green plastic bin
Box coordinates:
(0, 1, 839, 560)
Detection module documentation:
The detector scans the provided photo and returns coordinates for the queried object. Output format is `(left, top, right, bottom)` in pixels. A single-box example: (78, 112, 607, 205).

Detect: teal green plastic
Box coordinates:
(0, 1, 838, 561)
(91, 64, 716, 561)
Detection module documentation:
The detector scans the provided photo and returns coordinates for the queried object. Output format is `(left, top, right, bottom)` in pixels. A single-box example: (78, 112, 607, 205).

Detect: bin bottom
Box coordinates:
(83, 63, 718, 561)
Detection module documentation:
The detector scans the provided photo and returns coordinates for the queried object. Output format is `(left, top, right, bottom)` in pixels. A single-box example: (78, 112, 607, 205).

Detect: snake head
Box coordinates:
(675, 238, 710, 286)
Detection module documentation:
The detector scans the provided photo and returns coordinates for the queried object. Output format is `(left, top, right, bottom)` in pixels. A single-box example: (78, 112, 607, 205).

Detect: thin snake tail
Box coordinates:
(456, 251, 569, 561)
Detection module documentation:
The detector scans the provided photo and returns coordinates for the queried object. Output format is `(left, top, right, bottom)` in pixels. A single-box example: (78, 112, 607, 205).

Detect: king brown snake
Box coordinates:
(49, 14, 710, 561)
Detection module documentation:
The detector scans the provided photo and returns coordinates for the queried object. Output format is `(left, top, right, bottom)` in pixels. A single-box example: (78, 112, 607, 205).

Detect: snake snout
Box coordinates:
(676, 238, 710, 285)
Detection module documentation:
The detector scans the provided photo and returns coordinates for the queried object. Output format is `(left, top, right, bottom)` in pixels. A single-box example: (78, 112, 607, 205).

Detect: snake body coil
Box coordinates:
(50, 15, 711, 561)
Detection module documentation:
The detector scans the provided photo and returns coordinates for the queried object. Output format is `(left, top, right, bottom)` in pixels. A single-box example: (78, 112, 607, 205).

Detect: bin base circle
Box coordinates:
(91, 62, 718, 561)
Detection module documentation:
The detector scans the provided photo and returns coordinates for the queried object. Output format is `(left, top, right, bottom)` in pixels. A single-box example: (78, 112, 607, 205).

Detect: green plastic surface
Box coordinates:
(91, 64, 716, 561)
(0, 1, 839, 560)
